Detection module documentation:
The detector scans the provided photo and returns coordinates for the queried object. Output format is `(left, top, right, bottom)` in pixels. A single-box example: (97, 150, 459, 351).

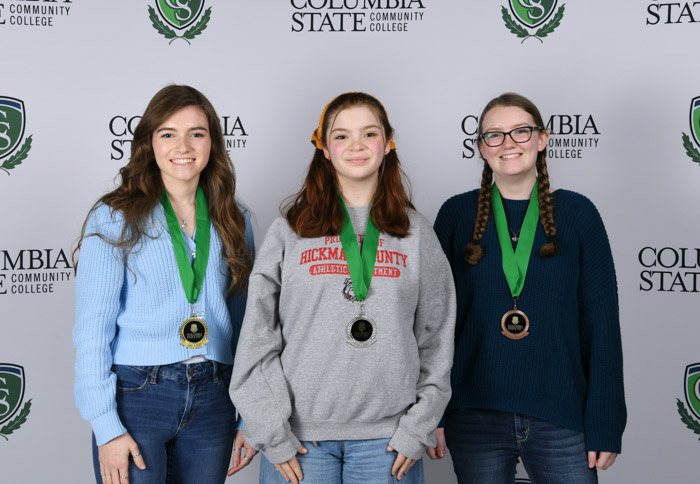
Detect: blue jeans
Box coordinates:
(91, 361, 236, 484)
(445, 409, 597, 484)
(259, 438, 424, 484)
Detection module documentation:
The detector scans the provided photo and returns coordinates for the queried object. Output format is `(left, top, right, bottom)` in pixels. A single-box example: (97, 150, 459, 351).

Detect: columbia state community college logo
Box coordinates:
(682, 96, 700, 165)
(0, 364, 32, 441)
(501, 0, 565, 43)
(149, 0, 211, 44)
(677, 363, 700, 441)
(0, 97, 32, 176)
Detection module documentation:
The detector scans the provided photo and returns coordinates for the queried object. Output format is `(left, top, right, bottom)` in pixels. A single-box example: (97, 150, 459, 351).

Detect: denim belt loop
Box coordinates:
(212, 360, 220, 383)
(149, 365, 160, 385)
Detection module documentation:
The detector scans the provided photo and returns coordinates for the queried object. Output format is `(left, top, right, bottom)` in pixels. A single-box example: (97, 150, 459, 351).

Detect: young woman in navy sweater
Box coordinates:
(432, 93, 626, 484)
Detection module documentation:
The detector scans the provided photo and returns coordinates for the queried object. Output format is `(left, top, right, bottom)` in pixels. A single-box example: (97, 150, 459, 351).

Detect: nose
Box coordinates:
(503, 132, 517, 148)
(176, 136, 191, 152)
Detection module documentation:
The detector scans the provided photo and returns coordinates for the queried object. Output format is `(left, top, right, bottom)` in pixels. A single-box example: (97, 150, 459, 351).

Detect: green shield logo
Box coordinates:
(509, 0, 558, 28)
(685, 363, 700, 420)
(0, 98, 26, 161)
(156, 0, 204, 30)
(0, 365, 25, 426)
(690, 97, 700, 147)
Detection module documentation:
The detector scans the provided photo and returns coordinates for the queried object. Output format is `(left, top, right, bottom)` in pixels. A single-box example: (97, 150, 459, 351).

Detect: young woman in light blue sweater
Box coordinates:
(73, 85, 255, 484)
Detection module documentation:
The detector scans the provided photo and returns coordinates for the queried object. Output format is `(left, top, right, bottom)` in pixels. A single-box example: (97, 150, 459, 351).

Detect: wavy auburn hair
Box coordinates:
(464, 92, 559, 265)
(74, 85, 252, 293)
(285, 92, 414, 238)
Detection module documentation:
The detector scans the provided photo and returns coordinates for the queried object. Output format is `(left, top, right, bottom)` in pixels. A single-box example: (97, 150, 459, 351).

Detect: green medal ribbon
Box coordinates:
(160, 185, 211, 305)
(491, 182, 539, 299)
(338, 194, 381, 302)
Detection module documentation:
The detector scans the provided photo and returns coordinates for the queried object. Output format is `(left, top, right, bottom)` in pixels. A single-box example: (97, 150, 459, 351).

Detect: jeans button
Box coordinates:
(188, 368, 194, 376)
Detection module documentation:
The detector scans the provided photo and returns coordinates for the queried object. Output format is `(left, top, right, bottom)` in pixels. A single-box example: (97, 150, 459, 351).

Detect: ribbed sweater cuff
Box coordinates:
(91, 410, 127, 446)
(389, 426, 426, 461)
(262, 432, 302, 465)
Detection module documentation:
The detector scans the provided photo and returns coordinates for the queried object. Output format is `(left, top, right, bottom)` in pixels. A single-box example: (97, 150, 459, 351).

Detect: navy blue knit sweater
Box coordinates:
(434, 188, 626, 453)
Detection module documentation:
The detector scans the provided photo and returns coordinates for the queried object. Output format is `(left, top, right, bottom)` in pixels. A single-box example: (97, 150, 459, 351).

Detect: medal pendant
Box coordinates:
(180, 317, 209, 349)
(501, 309, 529, 340)
(346, 301, 377, 348)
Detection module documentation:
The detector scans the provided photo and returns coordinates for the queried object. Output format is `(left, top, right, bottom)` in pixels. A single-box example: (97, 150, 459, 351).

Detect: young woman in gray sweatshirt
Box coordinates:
(229, 92, 456, 484)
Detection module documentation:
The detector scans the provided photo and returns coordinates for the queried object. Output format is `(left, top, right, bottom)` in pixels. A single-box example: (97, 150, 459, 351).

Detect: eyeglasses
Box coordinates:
(479, 126, 543, 147)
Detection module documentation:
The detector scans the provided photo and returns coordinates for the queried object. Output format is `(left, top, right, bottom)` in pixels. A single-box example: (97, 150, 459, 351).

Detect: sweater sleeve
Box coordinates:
(73, 204, 128, 446)
(388, 215, 456, 460)
(228, 219, 301, 464)
(576, 197, 627, 453)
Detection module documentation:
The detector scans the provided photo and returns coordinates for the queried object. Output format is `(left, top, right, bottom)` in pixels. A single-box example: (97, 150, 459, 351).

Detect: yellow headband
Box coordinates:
(310, 92, 396, 151)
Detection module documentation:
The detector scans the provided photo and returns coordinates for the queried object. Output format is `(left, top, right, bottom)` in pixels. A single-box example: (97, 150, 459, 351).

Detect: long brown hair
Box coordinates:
(74, 85, 252, 293)
(464, 92, 558, 264)
(285, 92, 414, 238)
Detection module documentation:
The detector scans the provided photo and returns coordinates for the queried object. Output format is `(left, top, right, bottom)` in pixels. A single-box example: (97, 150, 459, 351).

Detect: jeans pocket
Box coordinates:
(113, 365, 152, 394)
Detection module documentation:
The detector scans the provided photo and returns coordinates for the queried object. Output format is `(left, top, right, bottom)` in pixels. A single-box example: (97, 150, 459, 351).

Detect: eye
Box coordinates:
(160, 133, 173, 138)
(365, 131, 378, 138)
(192, 132, 206, 138)
(484, 132, 500, 140)
(334, 134, 347, 141)
(514, 128, 531, 135)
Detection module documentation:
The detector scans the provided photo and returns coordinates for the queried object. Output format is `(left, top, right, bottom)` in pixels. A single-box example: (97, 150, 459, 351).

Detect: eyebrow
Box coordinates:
(330, 124, 382, 133)
(483, 122, 531, 132)
(155, 126, 209, 134)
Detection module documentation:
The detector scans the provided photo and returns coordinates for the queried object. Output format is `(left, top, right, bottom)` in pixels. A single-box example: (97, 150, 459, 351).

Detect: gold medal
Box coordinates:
(501, 308, 529, 340)
(180, 317, 209, 349)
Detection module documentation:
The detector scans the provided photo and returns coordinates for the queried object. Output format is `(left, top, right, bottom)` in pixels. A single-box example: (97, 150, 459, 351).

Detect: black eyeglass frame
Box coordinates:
(479, 126, 544, 147)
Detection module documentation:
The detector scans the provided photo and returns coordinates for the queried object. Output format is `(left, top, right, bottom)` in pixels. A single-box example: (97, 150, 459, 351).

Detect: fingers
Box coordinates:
(129, 445, 146, 470)
(595, 451, 617, 470)
(227, 438, 258, 476)
(274, 456, 303, 484)
(391, 452, 415, 481)
(435, 428, 446, 459)
(427, 428, 446, 459)
(298, 445, 308, 454)
(391, 452, 404, 477)
(587, 450, 597, 469)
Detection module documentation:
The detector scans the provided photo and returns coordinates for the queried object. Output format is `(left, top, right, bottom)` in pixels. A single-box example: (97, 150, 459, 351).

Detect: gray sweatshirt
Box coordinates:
(229, 206, 456, 464)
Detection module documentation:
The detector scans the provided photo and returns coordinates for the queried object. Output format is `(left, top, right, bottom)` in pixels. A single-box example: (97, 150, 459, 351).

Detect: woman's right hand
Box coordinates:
(274, 445, 308, 484)
(98, 432, 146, 484)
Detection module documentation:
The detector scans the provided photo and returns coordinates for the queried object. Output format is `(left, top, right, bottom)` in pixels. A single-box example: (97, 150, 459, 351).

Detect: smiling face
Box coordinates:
(152, 105, 211, 192)
(478, 105, 548, 184)
(322, 105, 392, 193)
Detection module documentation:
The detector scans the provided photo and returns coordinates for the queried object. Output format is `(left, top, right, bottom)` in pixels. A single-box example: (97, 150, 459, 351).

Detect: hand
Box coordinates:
(587, 451, 617, 470)
(98, 433, 146, 484)
(274, 445, 308, 484)
(426, 428, 446, 460)
(227, 430, 259, 476)
(387, 445, 417, 481)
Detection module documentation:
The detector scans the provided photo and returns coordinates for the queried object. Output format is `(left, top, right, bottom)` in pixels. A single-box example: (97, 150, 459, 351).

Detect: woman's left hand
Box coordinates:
(587, 451, 617, 470)
(387, 445, 416, 481)
(227, 430, 258, 476)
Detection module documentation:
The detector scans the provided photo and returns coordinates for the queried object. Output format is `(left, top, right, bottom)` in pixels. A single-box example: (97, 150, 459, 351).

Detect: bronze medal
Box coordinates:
(500, 309, 529, 340)
(180, 317, 209, 349)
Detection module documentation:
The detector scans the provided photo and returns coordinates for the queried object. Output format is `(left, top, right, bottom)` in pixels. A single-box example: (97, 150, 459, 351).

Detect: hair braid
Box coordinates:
(463, 163, 493, 264)
(536, 155, 559, 257)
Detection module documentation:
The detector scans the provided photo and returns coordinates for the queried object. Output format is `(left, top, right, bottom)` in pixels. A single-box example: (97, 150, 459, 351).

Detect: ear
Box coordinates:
(384, 138, 392, 156)
(537, 130, 550, 152)
(478, 140, 487, 159)
(322, 146, 330, 160)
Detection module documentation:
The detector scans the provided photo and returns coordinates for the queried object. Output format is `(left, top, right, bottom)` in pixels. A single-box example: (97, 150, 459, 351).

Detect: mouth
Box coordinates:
(346, 157, 369, 165)
(170, 158, 196, 165)
(500, 153, 521, 160)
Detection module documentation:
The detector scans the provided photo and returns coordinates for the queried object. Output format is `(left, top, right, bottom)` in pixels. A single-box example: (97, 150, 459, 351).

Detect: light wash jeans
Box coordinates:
(259, 438, 424, 484)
